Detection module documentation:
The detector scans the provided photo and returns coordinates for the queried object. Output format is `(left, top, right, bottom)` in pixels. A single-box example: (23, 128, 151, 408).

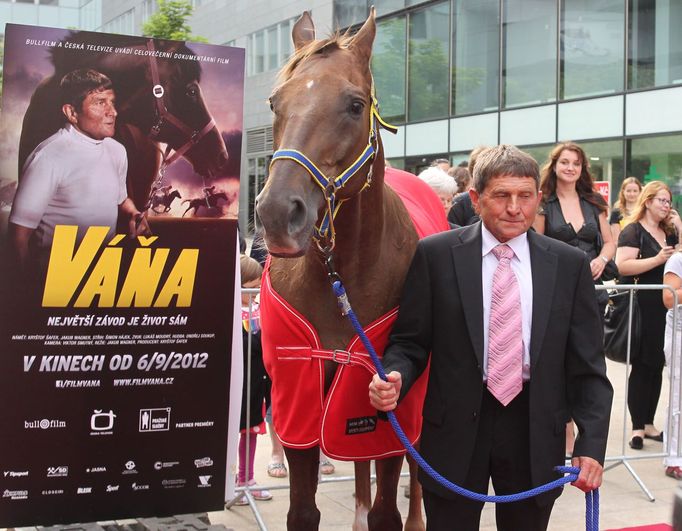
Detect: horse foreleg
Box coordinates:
(403, 452, 425, 531)
(285, 446, 321, 531)
(368, 456, 403, 531)
(353, 461, 371, 531)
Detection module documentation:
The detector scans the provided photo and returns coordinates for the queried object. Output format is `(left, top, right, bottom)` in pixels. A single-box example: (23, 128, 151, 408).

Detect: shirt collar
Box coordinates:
(66, 123, 104, 145)
(481, 223, 529, 262)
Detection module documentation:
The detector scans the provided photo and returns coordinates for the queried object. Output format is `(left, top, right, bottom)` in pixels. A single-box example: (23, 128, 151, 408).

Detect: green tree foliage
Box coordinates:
(142, 0, 208, 43)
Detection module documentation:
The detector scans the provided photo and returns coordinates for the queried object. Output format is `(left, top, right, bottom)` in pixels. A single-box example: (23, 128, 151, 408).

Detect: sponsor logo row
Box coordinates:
(2, 476, 212, 500)
(3, 457, 213, 480)
(23, 408, 214, 435)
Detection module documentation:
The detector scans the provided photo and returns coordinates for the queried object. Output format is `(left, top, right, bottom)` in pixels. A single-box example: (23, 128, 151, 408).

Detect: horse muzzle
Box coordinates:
(255, 189, 318, 257)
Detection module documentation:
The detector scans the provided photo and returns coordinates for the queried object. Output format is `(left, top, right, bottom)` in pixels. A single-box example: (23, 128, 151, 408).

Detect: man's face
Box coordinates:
(469, 174, 541, 243)
(70, 88, 117, 140)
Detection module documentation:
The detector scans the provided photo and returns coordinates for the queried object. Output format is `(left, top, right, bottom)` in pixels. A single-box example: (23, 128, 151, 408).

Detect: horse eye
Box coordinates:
(349, 101, 364, 116)
(268, 98, 275, 112)
(187, 87, 198, 97)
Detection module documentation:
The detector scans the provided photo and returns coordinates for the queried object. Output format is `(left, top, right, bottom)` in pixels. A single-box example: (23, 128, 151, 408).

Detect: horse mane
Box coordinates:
(277, 32, 353, 84)
(49, 32, 202, 82)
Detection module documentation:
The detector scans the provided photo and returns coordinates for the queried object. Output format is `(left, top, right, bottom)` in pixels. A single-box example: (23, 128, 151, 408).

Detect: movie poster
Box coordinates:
(0, 24, 244, 526)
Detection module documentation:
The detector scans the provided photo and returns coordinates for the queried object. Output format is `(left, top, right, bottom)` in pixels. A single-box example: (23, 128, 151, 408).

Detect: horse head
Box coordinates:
(255, 11, 382, 257)
(124, 41, 229, 180)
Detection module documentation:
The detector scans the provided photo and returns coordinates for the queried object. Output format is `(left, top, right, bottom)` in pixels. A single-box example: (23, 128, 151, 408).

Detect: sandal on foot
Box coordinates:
(246, 479, 272, 501)
(319, 459, 335, 475)
(231, 492, 248, 506)
(267, 461, 288, 478)
(666, 466, 682, 479)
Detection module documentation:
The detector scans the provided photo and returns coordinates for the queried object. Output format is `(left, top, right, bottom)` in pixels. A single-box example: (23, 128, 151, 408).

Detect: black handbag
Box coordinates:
(603, 288, 641, 363)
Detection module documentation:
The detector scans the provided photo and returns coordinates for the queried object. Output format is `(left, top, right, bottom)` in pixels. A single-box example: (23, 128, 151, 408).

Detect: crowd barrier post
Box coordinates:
(596, 283, 679, 502)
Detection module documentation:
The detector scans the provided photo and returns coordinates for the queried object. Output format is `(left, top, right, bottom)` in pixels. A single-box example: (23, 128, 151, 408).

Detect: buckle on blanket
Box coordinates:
(332, 349, 351, 364)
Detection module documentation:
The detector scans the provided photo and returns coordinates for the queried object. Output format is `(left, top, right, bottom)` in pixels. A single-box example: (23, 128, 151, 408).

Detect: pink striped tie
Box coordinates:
(488, 244, 523, 406)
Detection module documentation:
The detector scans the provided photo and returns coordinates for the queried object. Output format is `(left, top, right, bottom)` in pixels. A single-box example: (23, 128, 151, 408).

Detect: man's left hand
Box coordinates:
(129, 212, 151, 238)
(570, 456, 603, 492)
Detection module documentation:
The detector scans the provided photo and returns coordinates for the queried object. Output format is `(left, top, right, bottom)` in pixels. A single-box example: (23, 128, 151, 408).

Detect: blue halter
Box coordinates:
(269, 90, 397, 250)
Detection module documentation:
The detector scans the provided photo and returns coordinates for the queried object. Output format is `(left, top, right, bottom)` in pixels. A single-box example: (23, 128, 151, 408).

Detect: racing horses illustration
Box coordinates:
(18, 32, 228, 211)
(181, 190, 229, 217)
(151, 187, 181, 214)
(255, 11, 447, 531)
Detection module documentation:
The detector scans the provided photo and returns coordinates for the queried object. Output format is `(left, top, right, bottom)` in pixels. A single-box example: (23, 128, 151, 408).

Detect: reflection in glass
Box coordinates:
(561, 0, 624, 99)
(373, 16, 407, 123)
(629, 135, 682, 209)
(254, 31, 265, 74)
(629, 0, 682, 89)
(408, 1, 450, 121)
(267, 27, 278, 71)
(375, 0, 405, 17)
(452, 0, 499, 115)
(503, 0, 557, 107)
(579, 139, 624, 194)
(333, 0, 367, 29)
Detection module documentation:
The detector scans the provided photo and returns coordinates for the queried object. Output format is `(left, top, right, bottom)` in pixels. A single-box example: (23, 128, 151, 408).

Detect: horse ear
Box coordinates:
(292, 11, 315, 51)
(350, 7, 376, 64)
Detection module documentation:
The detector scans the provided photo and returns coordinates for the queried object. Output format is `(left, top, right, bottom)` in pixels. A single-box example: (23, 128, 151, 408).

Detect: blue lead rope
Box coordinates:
(331, 279, 599, 531)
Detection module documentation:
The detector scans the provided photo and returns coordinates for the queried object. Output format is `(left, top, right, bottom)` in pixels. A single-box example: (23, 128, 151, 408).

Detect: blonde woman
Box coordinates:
(616, 181, 682, 450)
(610, 177, 643, 241)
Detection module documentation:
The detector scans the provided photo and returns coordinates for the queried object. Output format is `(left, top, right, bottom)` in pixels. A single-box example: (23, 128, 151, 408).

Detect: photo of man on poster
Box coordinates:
(8, 68, 149, 266)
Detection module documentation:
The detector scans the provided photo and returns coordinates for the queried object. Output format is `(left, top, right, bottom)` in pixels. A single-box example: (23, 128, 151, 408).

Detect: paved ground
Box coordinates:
(208, 359, 682, 530)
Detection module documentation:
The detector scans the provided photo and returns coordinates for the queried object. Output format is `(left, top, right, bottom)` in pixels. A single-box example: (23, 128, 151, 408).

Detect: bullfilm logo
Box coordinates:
(25, 418, 66, 430)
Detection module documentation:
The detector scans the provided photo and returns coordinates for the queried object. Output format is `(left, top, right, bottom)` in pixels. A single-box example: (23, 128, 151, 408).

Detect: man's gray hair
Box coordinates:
(472, 145, 540, 194)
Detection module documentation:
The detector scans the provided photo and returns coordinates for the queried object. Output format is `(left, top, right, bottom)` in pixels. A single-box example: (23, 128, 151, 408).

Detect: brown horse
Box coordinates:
(181, 191, 230, 217)
(18, 32, 229, 211)
(255, 11, 438, 531)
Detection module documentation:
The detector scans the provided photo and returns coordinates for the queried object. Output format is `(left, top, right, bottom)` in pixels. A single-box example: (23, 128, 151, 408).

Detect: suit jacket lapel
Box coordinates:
(451, 223, 484, 372)
(528, 231, 557, 369)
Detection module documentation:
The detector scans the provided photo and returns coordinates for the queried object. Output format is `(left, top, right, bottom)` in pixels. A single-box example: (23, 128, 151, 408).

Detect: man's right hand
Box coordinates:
(369, 371, 402, 412)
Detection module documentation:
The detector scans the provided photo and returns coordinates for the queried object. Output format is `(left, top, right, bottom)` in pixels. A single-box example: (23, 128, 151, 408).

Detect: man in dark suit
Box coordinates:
(369, 145, 613, 530)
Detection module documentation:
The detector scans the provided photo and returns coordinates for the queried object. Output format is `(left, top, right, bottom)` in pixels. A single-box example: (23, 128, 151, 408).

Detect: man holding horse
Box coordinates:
(370, 144, 613, 530)
(9, 68, 148, 266)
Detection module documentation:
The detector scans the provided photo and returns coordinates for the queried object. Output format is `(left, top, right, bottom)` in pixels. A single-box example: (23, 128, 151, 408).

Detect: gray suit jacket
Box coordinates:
(383, 222, 613, 504)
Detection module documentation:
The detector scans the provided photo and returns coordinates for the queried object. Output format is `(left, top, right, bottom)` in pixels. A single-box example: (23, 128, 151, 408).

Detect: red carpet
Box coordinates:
(604, 525, 672, 531)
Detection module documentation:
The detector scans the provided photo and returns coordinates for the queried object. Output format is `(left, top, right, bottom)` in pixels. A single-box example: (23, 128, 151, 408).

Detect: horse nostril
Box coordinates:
(288, 197, 307, 234)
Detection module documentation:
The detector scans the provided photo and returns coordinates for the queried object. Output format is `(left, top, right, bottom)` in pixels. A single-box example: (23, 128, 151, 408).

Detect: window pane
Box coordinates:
(503, 0, 557, 107)
(628, 134, 682, 209)
(255, 30, 264, 73)
(279, 19, 292, 66)
(408, 1, 450, 121)
(266, 26, 278, 71)
(452, 0, 499, 115)
(333, 0, 367, 29)
(629, 0, 682, 89)
(373, 16, 407, 123)
(579, 140, 624, 198)
(561, 0, 624, 99)
(375, 0, 405, 17)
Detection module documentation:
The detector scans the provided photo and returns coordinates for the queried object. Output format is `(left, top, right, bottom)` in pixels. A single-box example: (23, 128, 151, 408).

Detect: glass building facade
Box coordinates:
(334, 0, 682, 212)
(0, 0, 101, 34)
(77, 0, 682, 228)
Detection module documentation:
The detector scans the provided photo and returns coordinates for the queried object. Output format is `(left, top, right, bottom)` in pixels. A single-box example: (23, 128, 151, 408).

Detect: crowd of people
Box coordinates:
(415, 144, 682, 485)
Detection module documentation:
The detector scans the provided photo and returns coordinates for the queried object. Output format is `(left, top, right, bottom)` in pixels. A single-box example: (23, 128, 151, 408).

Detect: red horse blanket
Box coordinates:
(260, 167, 449, 460)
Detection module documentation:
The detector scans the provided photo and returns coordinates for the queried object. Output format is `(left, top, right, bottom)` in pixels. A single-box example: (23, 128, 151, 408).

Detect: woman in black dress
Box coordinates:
(616, 181, 681, 450)
(533, 141, 616, 455)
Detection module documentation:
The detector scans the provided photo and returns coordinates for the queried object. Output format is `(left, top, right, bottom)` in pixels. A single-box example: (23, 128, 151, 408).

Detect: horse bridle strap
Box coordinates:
(145, 39, 216, 167)
(269, 94, 397, 248)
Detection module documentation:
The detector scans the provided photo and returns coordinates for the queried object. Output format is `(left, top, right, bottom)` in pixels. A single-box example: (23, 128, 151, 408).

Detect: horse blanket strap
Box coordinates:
(269, 95, 397, 247)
